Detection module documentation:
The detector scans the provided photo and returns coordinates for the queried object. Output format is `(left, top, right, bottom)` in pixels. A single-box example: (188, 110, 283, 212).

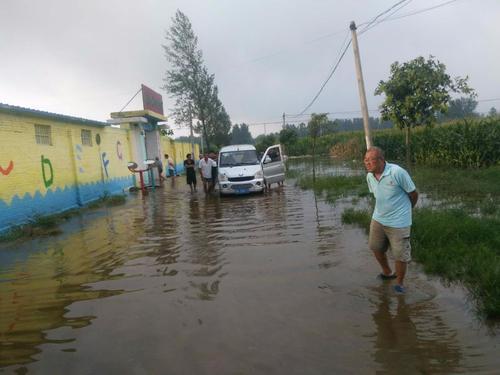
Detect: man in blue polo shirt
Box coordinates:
(364, 147, 418, 294)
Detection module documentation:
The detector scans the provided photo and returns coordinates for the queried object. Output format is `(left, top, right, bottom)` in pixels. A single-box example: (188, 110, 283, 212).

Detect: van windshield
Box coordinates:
(220, 150, 260, 167)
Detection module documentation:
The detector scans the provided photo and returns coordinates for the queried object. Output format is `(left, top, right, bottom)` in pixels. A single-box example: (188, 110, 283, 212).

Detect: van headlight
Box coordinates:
(254, 170, 263, 178)
(219, 174, 228, 182)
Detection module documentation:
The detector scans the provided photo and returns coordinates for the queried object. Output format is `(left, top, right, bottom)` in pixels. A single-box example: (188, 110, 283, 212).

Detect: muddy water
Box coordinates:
(1, 172, 499, 373)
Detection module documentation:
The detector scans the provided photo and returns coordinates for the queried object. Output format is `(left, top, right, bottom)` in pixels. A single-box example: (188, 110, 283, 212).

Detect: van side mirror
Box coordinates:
(263, 155, 272, 164)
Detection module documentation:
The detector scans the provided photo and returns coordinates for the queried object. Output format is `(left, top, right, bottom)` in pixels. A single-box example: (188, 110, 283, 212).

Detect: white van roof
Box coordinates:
(219, 144, 256, 152)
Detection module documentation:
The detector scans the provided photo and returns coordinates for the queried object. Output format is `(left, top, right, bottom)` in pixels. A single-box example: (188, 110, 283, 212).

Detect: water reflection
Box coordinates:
(1, 164, 500, 373)
(0, 217, 129, 368)
(370, 286, 463, 373)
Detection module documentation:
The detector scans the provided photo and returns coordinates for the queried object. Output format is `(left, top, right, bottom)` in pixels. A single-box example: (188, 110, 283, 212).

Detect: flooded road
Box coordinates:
(1, 168, 500, 374)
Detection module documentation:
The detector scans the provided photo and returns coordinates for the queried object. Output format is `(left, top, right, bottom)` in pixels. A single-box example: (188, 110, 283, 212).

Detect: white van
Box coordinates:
(218, 144, 285, 195)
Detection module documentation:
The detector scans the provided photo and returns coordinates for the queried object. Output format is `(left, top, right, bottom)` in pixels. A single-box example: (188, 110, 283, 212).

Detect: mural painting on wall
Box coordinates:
(101, 152, 109, 178)
(41, 155, 54, 188)
(75, 144, 84, 173)
(116, 140, 123, 160)
(0, 160, 14, 176)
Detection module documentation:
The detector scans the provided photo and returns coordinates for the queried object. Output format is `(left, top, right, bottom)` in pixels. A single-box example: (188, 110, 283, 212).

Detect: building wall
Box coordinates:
(0, 109, 199, 233)
(161, 137, 200, 174)
(0, 111, 133, 232)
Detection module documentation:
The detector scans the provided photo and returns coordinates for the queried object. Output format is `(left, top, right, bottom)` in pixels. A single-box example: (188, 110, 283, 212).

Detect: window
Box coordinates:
(35, 124, 52, 145)
(81, 129, 92, 146)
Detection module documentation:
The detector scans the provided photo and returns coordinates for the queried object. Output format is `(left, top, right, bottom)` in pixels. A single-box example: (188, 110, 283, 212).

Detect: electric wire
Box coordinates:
(358, 0, 411, 34)
(477, 97, 500, 103)
(376, 0, 461, 24)
(291, 0, 464, 123)
(118, 87, 142, 113)
(296, 33, 352, 116)
(359, 0, 414, 35)
(295, 0, 411, 118)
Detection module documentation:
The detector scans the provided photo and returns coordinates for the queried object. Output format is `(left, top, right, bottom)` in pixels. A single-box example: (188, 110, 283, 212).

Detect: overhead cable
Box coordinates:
(118, 87, 142, 113)
(297, 34, 352, 116)
(377, 0, 461, 24)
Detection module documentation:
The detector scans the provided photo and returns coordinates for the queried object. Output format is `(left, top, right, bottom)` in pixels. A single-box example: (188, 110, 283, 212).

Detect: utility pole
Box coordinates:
(350, 21, 373, 150)
(282, 112, 286, 129)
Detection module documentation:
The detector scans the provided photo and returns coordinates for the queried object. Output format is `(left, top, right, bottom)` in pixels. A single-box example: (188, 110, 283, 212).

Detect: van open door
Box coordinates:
(261, 144, 285, 186)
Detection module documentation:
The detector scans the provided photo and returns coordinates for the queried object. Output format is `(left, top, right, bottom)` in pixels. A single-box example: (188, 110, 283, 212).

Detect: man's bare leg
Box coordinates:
(373, 250, 393, 276)
(395, 260, 407, 286)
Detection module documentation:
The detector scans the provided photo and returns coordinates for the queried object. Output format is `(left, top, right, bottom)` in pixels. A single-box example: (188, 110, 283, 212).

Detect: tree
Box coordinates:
(308, 113, 328, 155)
(488, 107, 498, 118)
(231, 124, 254, 145)
(283, 123, 308, 138)
(442, 97, 478, 120)
(375, 56, 474, 165)
(279, 127, 298, 149)
(162, 10, 231, 150)
(255, 133, 278, 153)
(203, 85, 231, 149)
(308, 113, 328, 181)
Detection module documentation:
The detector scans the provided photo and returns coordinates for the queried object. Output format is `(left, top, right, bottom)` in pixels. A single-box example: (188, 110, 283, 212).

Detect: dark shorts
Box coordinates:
(168, 169, 175, 177)
(186, 171, 196, 185)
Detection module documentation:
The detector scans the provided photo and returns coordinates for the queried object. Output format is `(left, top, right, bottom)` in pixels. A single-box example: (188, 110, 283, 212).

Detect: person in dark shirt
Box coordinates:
(183, 153, 197, 192)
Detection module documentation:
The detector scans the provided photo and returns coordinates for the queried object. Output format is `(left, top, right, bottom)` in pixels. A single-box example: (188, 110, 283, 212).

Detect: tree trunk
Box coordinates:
(201, 120, 210, 152)
(312, 137, 317, 183)
(405, 126, 411, 169)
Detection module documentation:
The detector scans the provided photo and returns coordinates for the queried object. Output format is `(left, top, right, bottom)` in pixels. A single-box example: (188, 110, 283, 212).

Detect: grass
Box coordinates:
(297, 175, 370, 203)
(342, 207, 500, 318)
(342, 207, 371, 229)
(0, 193, 127, 243)
(300, 167, 500, 319)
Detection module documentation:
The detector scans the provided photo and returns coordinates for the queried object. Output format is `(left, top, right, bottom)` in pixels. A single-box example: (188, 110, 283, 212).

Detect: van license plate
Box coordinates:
(235, 188, 249, 194)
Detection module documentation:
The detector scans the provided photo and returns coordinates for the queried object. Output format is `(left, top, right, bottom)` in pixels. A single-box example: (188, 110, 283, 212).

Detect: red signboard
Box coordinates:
(141, 84, 164, 115)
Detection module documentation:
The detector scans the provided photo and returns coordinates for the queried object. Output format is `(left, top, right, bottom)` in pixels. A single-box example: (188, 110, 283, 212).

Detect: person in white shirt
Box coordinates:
(164, 154, 176, 177)
(198, 153, 216, 193)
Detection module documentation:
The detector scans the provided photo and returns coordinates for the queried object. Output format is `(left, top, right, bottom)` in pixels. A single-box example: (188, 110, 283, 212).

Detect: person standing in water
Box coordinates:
(183, 153, 197, 192)
(364, 146, 418, 294)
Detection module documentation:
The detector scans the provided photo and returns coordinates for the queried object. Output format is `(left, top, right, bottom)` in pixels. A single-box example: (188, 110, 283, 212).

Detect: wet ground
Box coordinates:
(1, 165, 500, 374)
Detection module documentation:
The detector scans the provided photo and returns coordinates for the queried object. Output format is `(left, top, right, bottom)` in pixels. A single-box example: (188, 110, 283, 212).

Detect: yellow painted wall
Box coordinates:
(0, 107, 197, 231)
(0, 112, 133, 205)
(160, 136, 199, 173)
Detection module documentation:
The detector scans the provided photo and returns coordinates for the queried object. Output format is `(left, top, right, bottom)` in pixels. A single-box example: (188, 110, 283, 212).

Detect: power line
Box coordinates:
(118, 87, 142, 112)
(225, 1, 416, 70)
(289, 109, 380, 118)
(227, 29, 347, 70)
(295, 0, 413, 117)
(297, 34, 352, 116)
(359, 0, 414, 35)
(358, 0, 411, 34)
(478, 97, 500, 103)
(292, 0, 464, 121)
(377, 0, 461, 24)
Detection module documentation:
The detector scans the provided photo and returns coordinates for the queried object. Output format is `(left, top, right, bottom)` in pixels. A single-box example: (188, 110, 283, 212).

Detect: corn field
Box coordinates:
(329, 118, 500, 168)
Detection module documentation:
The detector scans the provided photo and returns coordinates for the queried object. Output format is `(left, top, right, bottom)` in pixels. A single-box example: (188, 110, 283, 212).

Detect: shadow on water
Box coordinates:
(1, 163, 500, 373)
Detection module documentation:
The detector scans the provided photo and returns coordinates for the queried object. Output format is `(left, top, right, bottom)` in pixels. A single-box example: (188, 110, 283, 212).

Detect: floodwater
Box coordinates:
(1, 162, 499, 374)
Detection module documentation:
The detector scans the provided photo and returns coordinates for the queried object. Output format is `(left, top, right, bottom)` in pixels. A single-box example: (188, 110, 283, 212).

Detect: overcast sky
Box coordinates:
(1, 0, 499, 137)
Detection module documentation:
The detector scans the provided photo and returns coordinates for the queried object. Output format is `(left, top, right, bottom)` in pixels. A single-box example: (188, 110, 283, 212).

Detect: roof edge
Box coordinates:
(0, 103, 108, 127)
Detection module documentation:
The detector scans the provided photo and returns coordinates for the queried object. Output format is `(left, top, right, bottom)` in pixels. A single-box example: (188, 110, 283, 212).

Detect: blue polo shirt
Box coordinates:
(366, 162, 416, 228)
